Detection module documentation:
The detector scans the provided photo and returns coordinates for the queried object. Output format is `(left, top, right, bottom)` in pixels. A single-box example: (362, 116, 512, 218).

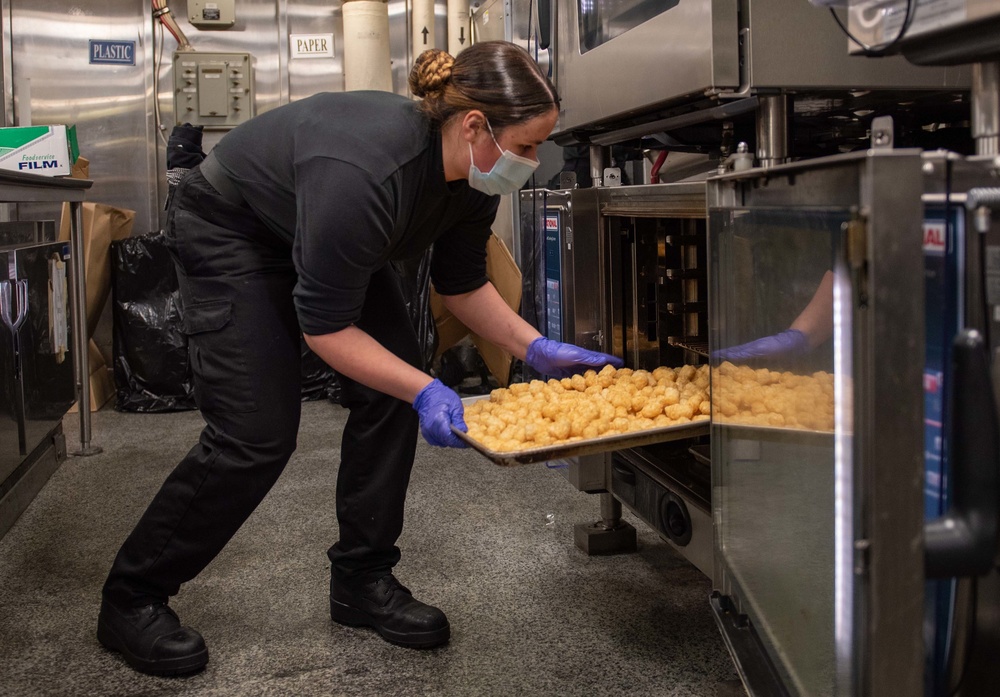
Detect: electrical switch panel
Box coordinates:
(189, 0, 236, 28)
(173, 52, 254, 129)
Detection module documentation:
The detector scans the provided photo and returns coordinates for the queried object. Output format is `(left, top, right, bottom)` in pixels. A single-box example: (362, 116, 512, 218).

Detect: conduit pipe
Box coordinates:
(412, 0, 436, 60)
(343, 0, 393, 92)
(447, 0, 470, 56)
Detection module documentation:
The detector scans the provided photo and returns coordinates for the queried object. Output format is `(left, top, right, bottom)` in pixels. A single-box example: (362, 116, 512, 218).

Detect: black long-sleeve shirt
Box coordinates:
(212, 90, 499, 335)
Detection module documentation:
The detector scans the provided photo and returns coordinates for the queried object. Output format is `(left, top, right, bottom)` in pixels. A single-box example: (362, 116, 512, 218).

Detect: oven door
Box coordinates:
(708, 151, 927, 697)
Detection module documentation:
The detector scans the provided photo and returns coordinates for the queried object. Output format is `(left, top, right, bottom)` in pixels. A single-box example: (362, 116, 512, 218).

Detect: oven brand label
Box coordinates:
(89, 40, 136, 66)
(923, 221, 945, 254)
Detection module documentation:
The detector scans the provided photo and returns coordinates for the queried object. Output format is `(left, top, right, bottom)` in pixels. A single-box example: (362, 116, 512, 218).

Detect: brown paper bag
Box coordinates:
(58, 159, 136, 411)
(431, 233, 522, 387)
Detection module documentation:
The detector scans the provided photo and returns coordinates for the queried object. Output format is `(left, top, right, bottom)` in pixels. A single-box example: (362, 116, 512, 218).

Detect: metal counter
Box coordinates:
(0, 169, 96, 456)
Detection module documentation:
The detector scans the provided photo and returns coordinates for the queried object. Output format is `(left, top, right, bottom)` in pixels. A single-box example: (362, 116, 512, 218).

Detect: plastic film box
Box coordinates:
(0, 125, 79, 176)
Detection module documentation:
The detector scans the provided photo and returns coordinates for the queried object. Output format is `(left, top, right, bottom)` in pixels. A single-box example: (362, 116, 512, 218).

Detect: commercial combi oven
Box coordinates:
(550, 0, 967, 145)
(519, 182, 715, 576)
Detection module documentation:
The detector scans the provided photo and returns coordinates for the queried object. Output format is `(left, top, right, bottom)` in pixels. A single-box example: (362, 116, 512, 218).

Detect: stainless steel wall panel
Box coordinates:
(169, 0, 284, 156)
(9, 0, 158, 234)
(1, 0, 12, 128)
(286, 1, 341, 102)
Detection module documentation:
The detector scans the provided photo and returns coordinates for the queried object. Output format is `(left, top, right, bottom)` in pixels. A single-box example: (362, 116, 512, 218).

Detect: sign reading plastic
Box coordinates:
(290, 34, 335, 59)
(89, 40, 136, 66)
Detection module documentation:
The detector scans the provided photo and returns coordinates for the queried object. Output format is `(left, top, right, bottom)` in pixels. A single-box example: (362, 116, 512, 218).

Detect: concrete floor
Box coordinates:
(0, 400, 741, 696)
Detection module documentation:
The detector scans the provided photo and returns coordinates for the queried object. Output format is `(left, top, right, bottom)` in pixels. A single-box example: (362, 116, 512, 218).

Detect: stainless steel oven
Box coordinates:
(552, 0, 968, 141)
(520, 182, 715, 577)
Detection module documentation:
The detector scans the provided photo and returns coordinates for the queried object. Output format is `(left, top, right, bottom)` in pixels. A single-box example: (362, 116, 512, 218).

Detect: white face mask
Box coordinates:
(467, 119, 539, 196)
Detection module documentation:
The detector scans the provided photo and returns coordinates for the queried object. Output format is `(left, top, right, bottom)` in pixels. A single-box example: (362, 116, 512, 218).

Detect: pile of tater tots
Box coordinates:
(463, 362, 835, 453)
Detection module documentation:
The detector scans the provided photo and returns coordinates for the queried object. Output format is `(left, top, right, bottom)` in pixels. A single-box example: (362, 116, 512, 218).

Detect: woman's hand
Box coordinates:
(412, 379, 468, 448)
(525, 337, 623, 379)
(712, 329, 809, 362)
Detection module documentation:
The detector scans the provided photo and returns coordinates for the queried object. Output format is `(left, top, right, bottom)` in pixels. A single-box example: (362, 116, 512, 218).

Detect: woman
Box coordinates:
(97, 42, 620, 676)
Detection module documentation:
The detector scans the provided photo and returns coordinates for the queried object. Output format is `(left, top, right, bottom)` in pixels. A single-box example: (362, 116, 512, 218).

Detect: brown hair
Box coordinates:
(409, 42, 559, 132)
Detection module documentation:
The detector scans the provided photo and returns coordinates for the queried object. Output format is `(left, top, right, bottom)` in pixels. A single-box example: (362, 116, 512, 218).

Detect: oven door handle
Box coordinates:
(925, 329, 1000, 578)
(536, 0, 551, 50)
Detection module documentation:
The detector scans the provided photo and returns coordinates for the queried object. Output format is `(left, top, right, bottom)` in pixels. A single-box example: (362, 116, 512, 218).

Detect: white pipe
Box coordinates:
(411, 0, 436, 60)
(447, 0, 470, 56)
(342, 0, 393, 92)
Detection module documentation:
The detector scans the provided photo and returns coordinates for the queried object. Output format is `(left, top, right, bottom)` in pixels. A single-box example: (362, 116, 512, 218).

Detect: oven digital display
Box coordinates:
(578, 0, 678, 53)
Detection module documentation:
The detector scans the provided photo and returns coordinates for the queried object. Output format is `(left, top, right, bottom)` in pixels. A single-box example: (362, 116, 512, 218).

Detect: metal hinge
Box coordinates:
(845, 212, 869, 307)
(845, 214, 868, 270)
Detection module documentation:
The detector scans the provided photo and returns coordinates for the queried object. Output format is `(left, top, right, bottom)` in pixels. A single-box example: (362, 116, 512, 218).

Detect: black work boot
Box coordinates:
(330, 574, 450, 649)
(97, 598, 209, 676)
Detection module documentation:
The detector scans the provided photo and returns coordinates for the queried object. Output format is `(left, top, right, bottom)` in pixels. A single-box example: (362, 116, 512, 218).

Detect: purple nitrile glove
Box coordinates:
(525, 337, 624, 379)
(712, 329, 809, 362)
(413, 379, 468, 448)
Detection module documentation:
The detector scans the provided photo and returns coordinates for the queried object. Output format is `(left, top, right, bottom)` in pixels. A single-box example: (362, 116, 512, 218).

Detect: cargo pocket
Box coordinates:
(183, 299, 258, 413)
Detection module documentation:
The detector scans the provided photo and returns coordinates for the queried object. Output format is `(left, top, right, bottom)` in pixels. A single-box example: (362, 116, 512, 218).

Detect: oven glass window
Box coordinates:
(710, 207, 850, 696)
(578, 0, 677, 53)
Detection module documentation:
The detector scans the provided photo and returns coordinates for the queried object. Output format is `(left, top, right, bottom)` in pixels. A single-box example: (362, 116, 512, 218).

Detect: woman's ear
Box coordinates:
(460, 109, 487, 144)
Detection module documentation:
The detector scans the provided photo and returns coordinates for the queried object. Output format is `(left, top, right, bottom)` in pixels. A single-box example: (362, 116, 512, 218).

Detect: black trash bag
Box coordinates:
(112, 232, 195, 412)
(112, 234, 343, 410)
(322, 251, 436, 404)
(301, 337, 338, 403)
(393, 249, 437, 371)
(112, 237, 437, 411)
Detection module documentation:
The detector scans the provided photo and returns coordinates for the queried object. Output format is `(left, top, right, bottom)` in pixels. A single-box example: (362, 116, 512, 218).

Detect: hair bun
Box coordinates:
(409, 48, 455, 98)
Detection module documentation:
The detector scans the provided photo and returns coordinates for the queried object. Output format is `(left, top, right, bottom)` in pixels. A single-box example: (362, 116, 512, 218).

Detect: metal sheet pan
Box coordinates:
(714, 422, 834, 445)
(453, 420, 709, 467)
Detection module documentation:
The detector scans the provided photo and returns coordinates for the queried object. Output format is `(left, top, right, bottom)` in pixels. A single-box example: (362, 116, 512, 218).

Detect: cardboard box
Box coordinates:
(0, 125, 79, 176)
(431, 233, 522, 387)
(58, 158, 136, 411)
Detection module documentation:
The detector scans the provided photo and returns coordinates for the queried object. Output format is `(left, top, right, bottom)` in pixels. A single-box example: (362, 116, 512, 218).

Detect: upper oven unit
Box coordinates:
(552, 0, 969, 141)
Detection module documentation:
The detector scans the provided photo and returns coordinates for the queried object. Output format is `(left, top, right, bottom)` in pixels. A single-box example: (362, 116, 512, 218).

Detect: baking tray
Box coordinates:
(715, 422, 835, 445)
(453, 419, 709, 467)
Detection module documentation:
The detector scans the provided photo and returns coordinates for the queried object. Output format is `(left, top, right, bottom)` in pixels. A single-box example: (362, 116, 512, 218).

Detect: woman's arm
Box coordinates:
(303, 326, 432, 403)
(789, 270, 835, 350)
(440, 282, 541, 359)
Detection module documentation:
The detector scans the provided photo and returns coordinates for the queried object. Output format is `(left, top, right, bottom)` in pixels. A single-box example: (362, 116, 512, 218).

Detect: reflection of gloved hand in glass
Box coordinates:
(413, 379, 467, 448)
(525, 337, 624, 379)
(713, 329, 809, 363)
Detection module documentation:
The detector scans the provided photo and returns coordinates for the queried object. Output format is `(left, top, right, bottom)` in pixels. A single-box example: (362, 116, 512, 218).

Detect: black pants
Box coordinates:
(103, 169, 422, 607)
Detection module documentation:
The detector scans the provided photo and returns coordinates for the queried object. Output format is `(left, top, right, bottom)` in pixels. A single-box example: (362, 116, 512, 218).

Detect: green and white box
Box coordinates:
(0, 125, 79, 176)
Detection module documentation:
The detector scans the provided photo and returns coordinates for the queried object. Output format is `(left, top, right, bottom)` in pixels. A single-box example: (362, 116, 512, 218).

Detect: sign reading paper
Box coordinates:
(290, 34, 335, 59)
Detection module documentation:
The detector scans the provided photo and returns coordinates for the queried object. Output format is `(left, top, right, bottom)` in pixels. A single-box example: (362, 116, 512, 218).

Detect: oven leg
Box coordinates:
(972, 61, 999, 156)
(755, 94, 789, 168)
(573, 492, 637, 555)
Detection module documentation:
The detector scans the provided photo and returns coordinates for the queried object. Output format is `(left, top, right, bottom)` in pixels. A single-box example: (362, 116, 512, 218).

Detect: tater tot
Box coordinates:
(665, 403, 695, 420)
(663, 387, 680, 406)
(641, 398, 665, 419)
(652, 367, 676, 382)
